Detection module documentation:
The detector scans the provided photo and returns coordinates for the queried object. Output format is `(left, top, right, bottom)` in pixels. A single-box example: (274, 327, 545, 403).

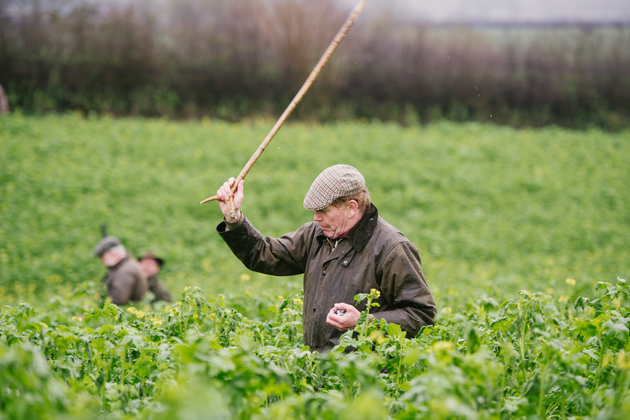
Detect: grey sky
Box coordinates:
(12, 1, 629, 24)
(345, 0, 630, 23)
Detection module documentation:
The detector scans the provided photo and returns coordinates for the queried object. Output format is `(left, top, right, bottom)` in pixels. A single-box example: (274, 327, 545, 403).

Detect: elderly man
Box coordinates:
(137, 251, 172, 303)
(94, 237, 148, 305)
(215, 164, 436, 352)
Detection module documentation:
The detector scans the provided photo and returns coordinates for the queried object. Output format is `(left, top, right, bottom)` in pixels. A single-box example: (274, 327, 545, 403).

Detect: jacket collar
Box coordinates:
(109, 255, 130, 271)
(317, 203, 378, 252)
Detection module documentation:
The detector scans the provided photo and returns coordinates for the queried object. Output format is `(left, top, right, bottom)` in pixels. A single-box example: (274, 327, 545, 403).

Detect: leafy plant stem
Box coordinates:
(120, 344, 127, 386)
(519, 310, 528, 386)
(596, 332, 605, 387)
(362, 296, 373, 340)
(537, 350, 549, 419)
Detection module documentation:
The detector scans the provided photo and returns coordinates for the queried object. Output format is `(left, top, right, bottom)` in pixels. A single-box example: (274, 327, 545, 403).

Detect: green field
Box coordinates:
(1, 113, 628, 307)
(1, 113, 629, 419)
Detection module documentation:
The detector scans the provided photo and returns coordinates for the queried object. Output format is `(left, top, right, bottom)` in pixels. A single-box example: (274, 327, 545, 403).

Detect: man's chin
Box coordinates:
(319, 226, 338, 238)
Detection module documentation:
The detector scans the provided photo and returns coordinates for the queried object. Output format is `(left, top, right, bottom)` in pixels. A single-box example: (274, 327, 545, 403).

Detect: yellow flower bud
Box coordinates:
(432, 341, 453, 352)
(617, 352, 630, 370)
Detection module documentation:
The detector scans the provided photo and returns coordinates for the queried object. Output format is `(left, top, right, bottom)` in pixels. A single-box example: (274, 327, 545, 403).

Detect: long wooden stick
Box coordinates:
(201, 0, 369, 215)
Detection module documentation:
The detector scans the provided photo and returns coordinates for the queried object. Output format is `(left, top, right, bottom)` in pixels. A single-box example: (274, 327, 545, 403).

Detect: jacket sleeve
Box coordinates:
(107, 270, 137, 305)
(372, 242, 437, 337)
(151, 280, 172, 303)
(217, 215, 310, 276)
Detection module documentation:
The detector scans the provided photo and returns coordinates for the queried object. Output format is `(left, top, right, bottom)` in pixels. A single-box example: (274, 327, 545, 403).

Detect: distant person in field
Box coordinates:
(137, 251, 172, 303)
(215, 164, 436, 352)
(93, 237, 148, 305)
(0, 84, 8, 114)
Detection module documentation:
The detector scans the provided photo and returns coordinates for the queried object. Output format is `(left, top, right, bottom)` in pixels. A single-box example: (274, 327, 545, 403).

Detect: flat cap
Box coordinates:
(303, 164, 366, 211)
(93, 236, 121, 257)
(137, 251, 164, 267)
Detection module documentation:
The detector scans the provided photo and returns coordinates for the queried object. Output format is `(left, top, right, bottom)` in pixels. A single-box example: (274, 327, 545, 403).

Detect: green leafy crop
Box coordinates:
(0, 114, 628, 418)
(1, 278, 630, 419)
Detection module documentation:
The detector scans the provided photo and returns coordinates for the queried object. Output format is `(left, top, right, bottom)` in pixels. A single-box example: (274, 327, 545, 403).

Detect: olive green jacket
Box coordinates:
(103, 256, 149, 305)
(148, 274, 172, 303)
(217, 204, 436, 352)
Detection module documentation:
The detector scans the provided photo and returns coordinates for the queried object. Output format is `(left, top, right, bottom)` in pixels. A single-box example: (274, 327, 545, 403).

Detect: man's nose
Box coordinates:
(313, 212, 322, 221)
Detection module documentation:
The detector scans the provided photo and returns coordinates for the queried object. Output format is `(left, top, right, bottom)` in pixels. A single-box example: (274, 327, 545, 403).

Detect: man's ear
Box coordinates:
(347, 200, 359, 218)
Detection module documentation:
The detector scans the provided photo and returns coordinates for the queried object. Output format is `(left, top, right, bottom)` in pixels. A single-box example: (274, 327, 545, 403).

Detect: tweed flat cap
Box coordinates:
(93, 236, 121, 257)
(303, 164, 366, 211)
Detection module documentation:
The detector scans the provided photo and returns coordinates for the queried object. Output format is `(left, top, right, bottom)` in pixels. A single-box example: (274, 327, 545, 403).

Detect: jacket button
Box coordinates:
(313, 307, 316, 312)
(322, 270, 326, 275)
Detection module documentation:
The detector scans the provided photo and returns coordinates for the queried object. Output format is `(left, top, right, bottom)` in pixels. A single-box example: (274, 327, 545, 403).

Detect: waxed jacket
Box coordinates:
(148, 274, 172, 303)
(217, 204, 437, 352)
(103, 256, 149, 305)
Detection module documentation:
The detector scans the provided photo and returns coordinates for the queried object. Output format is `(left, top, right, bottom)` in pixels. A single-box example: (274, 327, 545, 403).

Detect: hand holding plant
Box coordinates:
(326, 303, 360, 331)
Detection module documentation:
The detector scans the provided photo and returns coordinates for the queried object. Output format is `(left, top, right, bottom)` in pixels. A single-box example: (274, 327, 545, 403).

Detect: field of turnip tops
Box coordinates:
(2, 279, 630, 419)
(1, 113, 629, 418)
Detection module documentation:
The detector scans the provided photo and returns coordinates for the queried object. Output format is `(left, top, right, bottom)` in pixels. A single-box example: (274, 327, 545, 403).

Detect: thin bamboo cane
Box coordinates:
(201, 0, 369, 217)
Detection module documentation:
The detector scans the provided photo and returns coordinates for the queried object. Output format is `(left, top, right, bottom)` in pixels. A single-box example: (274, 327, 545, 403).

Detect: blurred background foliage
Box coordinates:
(0, 0, 629, 130)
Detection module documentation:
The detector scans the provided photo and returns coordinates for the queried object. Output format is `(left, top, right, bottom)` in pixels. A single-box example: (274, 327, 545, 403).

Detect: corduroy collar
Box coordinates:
(317, 203, 378, 252)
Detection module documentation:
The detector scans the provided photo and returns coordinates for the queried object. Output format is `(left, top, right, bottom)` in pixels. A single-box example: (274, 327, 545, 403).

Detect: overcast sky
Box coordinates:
(20, 0, 630, 24)
(346, 0, 630, 23)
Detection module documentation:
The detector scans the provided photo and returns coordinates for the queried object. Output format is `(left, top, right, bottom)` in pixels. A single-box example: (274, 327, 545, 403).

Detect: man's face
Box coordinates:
(313, 204, 352, 239)
(101, 250, 120, 267)
(140, 258, 160, 277)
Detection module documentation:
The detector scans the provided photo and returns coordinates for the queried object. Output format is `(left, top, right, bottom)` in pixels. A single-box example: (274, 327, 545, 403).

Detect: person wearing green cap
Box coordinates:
(214, 164, 436, 352)
(94, 236, 148, 305)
